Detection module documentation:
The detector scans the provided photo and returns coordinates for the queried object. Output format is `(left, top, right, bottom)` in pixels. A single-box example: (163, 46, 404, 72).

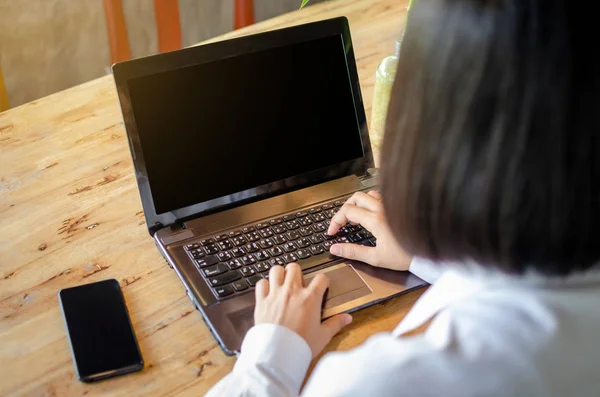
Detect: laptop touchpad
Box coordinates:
(304, 263, 371, 309)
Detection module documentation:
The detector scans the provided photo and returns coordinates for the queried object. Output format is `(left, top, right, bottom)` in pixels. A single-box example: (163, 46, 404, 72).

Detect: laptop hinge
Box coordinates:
(149, 222, 165, 236)
(169, 222, 187, 233)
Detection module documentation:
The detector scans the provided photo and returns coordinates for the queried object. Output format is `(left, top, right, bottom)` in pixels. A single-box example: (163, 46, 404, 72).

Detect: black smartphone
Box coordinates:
(58, 279, 143, 382)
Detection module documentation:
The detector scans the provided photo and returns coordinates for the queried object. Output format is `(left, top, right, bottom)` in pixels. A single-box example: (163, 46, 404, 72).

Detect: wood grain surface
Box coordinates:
(0, 0, 422, 395)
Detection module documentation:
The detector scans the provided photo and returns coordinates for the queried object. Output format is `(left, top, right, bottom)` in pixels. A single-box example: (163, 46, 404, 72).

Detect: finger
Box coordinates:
(284, 262, 304, 288)
(328, 204, 377, 235)
(330, 243, 376, 264)
(269, 265, 285, 289)
(345, 191, 383, 212)
(321, 313, 353, 339)
(255, 278, 269, 301)
(367, 190, 382, 200)
(307, 273, 330, 297)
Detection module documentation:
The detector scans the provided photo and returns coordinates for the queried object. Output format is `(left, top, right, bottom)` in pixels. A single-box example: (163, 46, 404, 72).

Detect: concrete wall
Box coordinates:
(0, 0, 315, 107)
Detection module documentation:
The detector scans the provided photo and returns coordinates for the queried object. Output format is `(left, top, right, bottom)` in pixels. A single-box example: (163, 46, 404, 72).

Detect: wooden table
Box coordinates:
(0, 0, 425, 395)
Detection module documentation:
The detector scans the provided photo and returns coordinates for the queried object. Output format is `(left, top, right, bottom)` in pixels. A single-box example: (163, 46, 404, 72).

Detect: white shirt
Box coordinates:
(206, 258, 600, 396)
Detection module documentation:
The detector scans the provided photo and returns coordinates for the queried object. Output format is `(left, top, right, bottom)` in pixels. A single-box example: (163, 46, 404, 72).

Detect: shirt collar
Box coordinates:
(393, 260, 600, 337)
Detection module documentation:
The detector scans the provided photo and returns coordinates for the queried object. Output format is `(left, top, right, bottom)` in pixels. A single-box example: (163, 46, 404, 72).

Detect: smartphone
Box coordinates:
(58, 279, 143, 382)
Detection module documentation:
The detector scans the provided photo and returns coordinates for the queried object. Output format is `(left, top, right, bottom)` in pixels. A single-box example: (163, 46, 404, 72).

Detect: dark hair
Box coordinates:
(381, 0, 600, 275)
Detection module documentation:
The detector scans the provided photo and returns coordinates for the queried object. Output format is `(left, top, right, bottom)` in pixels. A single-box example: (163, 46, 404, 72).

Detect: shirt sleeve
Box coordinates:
(409, 256, 445, 284)
(205, 323, 312, 397)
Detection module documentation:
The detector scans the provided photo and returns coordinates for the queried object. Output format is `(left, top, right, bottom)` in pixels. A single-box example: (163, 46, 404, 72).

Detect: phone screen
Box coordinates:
(59, 279, 143, 382)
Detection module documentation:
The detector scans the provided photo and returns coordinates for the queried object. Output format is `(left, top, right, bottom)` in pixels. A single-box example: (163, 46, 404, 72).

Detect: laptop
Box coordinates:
(112, 17, 426, 355)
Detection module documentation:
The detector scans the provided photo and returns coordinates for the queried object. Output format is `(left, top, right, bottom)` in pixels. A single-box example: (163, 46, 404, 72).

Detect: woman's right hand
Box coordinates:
(327, 191, 412, 272)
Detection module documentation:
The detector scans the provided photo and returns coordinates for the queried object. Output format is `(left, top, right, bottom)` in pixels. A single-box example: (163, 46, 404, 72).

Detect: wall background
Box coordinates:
(0, 0, 320, 107)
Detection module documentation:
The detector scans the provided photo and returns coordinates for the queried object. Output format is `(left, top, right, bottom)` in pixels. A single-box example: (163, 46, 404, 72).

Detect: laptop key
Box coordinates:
(272, 225, 287, 234)
(296, 249, 311, 259)
(299, 217, 313, 226)
(348, 233, 364, 243)
(311, 213, 327, 222)
(255, 222, 269, 229)
(208, 270, 241, 287)
(232, 236, 247, 246)
(369, 238, 377, 246)
(203, 264, 228, 277)
(227, 259, 244, 269)
(228, 230, 242, 238)
(295, 210, 308, 218)
(299, 227, 313, 237)
(218, 240, 232, 250)
(336, 227, 350, 237)
(241, 266, 257, 277)
(259, 228, 274, 238)
(282, 242, 297, 252)
(214, 284, 234, 298)
(214, 234, 228, 242)
(200, 239, 214, 246)
(310, 244, 325, 255)
(186, 243, 200, 250)
(322, 240, 335, 251)
(204, 244, 219, 255)
(309, 234, 324, 244)
(273, 234, 287, 244)
(246, 232, 261, 242)
(333, 200, 345, 207)
(245, 242, 260, 253)
(269, 218, 283, 225)
(283, 214, 296, 221)
(190, 249, 205, 259)
(268, 257, 285, 267)
(309, 207, 321, 214)
(269, 246, 284, 257)
(312, 223, 327, 233)
(259, 238, 274, 249)
(285, 231, 300, 240)
(217, 251, 232, 262)
(241, 255, 257, 266)
(242, 226, 255, 234)
(322, 232, 336, 240)
(283, 253, 298, 263)
(196, 255, 218, 268)
(348, 225, 363, 233)
(285, 220, 300, 230)
(255, 262, 270, 272)
(231, 247, 246, 257)
(297, 238, 311, 248)
(322, 204, 334, 210)
(232, 279, 249, 292)
(336, 237, 350, 244)
(359, 239, 375, 247)
(254, 250, 270, 261)
(247, 275, 263, 287)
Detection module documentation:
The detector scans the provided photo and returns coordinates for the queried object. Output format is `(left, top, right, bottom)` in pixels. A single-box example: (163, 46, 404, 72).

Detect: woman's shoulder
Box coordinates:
(302, 271, 600, 396)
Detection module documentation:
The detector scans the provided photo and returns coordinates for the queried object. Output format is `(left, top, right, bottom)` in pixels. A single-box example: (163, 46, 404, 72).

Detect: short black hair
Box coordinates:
(381, 0, 600, 275)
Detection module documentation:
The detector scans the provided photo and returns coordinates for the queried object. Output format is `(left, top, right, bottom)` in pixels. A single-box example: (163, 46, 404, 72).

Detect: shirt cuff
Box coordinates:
(409, 257, 444, 284)
(235, 323, 312, 393)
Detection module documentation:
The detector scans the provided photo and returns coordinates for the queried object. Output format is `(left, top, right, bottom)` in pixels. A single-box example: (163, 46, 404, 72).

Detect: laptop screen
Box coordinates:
(127, 34, 364, 215)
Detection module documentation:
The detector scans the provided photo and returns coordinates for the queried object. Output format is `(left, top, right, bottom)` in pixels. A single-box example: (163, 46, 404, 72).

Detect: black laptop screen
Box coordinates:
(127, 34, 364, 215)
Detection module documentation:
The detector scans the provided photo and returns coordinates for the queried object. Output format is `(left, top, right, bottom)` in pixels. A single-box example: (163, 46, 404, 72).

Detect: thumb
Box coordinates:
(330, 243, 374, 264)
(321, 313, 353, 339)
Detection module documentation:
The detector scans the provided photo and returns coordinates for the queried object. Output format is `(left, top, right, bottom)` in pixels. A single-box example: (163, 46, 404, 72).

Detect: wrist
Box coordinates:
(236, 323, 312, 392)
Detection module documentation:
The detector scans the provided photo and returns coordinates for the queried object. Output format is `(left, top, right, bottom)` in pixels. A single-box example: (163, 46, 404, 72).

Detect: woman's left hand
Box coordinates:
(254, 263, 353, 358)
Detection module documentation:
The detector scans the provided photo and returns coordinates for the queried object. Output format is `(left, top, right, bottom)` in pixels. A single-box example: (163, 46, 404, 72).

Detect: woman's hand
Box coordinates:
(327, 191, 412, 271)
(254, 263, 353, 358)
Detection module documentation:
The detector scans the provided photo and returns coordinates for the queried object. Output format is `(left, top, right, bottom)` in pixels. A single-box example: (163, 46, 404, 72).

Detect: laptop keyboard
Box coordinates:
(183, 196, 377, 299)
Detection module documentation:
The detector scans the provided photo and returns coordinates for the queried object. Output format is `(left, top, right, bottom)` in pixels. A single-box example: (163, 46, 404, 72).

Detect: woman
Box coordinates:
(207, 0, 600, 395)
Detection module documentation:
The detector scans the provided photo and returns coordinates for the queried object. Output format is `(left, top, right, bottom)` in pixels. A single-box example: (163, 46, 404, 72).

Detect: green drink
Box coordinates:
(370, 40, 400, 151)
